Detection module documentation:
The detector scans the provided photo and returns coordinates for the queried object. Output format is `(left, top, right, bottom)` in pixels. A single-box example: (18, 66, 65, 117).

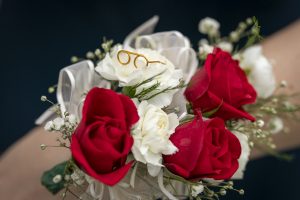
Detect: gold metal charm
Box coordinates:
(117, 50, 166, 68)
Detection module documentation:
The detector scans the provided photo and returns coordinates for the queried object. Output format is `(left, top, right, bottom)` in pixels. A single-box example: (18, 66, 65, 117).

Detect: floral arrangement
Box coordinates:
(37, 16, 299, 200)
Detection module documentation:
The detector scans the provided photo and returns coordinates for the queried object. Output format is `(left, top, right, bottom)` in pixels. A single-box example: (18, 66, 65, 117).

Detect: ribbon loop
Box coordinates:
(36, 60, 110, 125)
(124, 15, 159, 48)
(57, 60, 95, 118)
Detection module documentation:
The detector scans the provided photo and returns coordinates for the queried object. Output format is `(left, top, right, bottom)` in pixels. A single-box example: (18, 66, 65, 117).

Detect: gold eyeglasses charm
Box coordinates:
(117, 50, 166, 68)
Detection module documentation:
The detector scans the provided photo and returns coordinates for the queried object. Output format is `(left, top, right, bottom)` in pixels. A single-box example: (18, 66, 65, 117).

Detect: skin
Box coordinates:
(1, 20, 300, 199)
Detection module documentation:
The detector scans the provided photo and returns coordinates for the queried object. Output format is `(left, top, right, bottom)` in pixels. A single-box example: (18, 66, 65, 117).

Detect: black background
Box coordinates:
(0, 0, 299, 199)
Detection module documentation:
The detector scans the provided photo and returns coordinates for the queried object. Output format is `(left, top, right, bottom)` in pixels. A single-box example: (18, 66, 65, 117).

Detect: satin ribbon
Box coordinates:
(35, 60, 110, 124)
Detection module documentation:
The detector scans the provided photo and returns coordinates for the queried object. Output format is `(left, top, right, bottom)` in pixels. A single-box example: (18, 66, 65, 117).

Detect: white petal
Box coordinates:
(232, 132, 250, 179)
(147, 164, 162, 177)
(131, 145, 147, 164)
(144, 151, 162, 166)
(161, 141, 178, 155)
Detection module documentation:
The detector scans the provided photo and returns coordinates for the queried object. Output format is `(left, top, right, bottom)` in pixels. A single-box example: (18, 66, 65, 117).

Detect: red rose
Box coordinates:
(184, 48, 257, 121)
(71, 87, 139, 186)
(163, 115, 241, 180)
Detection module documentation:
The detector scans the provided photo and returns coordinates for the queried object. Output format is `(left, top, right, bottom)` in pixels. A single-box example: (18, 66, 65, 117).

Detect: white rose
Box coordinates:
(95, 46, 183, 108)
(239, 45, 276, 98)
(131, 101, 179, 176)
(198, 17, 220, 36)
(232, 131, 250, 179)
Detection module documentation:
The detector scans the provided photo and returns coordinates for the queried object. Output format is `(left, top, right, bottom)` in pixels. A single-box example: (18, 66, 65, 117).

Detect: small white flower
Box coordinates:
(52, 117, 64, 131)
(199, 43, 213, 57)
(199, 17, 220, 36)
(95, 46, 183, 108)
(191, 183, 204, 197)
(280, 80, 288, 87)
(71, 170, 85, 185)
(230, 31, 239, 42)
(256, 119, 265, 128)
(199, 38, 209, 45)
(239, 45, 276, 98)
(268, 117, 284, 134)
(217, 41, 233, 53)
(67, 114, 77, 124)
(131, 101, 179, 176)
(44, 121, 54, 131)
(41, 95, 47, 102)
(232, 131, 250, 179)
(52, 174, 62, 184)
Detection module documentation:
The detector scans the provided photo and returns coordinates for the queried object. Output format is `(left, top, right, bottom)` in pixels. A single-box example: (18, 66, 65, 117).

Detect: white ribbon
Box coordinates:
(158, 170, 178, 200)
(87, 181, 105, 200)
(35, 60, 110, 125)
(123, 15, 159, 49)
(56, 60, 94, 118)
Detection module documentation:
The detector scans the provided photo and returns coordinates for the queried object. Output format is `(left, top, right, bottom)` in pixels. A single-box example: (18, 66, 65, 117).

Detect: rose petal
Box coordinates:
(71, 135, 134, 186)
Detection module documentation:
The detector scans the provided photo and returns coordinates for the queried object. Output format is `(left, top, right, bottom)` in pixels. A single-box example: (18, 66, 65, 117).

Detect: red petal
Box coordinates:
(82, 88, 127, 124)
(71, 135, 133, 186)
(118, 94, 139, 128)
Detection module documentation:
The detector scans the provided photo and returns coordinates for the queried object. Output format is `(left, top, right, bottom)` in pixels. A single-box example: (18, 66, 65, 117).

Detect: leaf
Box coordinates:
(202, 100, 223, 118)
(122, 86, 136, 98)
(41, 161, 69, 194)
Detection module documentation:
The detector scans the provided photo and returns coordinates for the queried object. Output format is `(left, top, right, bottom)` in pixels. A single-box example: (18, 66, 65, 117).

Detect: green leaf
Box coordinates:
(122, 86, 136, 97)
(203, 100, 223, 118)
(41, 161, 69, 194)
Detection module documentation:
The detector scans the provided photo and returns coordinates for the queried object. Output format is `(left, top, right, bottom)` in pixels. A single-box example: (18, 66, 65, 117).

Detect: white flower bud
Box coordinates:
(67, 114, 77, 124)
(41, 96, 47, 102)
(52, 174, 62, 183)
(48, 87, 55, 94)
(239, 189, 245, 195)
(44, 121, 54, 131)
(199, 38, 209, 45)
(256, 119, 265, 128)
(238, 22, 247, 30)
(230, 31, 239, 42)
(71, 171, 85, 185)
(280, 80, 287, 87)
(199, 44, 214, 57)
(191, 184, 204, 197)
(269, 117, 284, 134)
(70, 56, 79, 63)
(246, 18, 253, 25)
(53, 117, 64, 131)
(198, 17, 220, 36)
(217, 41, 233, 53)
(40, 144, 47, 150)
(220, 189, 227, 196)
(94, 48, 101, 55)
(86, 51, 94, 59)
